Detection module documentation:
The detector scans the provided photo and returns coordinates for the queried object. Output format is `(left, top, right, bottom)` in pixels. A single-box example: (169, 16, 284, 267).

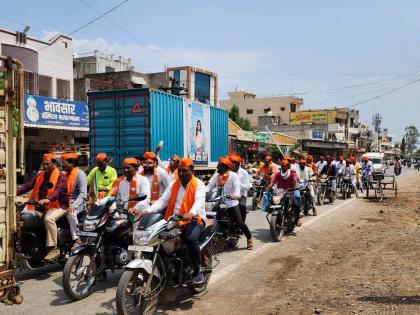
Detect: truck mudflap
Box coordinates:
(0, 265, 23, 305)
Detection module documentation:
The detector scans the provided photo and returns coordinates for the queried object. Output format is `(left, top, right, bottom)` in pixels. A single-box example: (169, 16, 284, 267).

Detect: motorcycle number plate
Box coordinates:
(77, 231, 98, 237)
(128, 245, 154, 252)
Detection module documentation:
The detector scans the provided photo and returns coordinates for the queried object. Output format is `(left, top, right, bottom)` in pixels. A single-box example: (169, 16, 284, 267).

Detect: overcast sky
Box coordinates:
(2, 0, 420, 139)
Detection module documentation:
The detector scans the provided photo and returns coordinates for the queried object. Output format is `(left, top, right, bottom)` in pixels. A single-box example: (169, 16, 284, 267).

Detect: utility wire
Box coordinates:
(69, 0, 129, 36)
(79, 0, 177, 65)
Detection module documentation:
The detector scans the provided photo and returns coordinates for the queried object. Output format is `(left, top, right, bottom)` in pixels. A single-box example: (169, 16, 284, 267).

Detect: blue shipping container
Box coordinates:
(88, 88, 228, 168)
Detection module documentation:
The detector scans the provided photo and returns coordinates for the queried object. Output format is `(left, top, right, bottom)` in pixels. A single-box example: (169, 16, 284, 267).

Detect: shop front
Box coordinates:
(22, 95, 89, 180)
(301, 139, 348, 160)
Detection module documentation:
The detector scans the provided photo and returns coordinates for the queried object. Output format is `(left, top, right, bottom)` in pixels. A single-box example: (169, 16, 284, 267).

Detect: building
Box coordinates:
(74, 58, 218, 106)
(220, 88, 304, 127)
(0, 27, 88, 179)
(73, 51, 134, 79)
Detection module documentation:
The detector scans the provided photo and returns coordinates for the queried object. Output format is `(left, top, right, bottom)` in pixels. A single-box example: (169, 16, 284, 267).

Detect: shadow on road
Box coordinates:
(251, 228, 273, 243)
(358, 295, 420, 305)
(14, 264, 63, 281)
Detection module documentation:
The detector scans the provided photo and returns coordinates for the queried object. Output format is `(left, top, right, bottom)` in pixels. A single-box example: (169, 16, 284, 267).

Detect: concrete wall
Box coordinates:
(0, 28, 74, 99)
(73, 53, 133, 79)
(220, 90, 303, 126)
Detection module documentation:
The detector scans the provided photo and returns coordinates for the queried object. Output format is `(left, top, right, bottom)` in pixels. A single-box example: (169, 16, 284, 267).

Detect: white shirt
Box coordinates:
(144, 167, 171, 198)
(147, 178, 206, 219)
(297, 166, 314, 182)
(316, 161, 327, 174)
(290, 164, 301, 180)
(344, 164, 356, 179)
(236, 167, 251, 197)
(206, 171, 240, 208)
(336, 161, 346, 175)
(100, 173, 150, 211)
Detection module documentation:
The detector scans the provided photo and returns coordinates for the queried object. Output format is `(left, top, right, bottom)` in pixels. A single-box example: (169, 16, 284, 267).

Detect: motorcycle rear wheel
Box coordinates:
(116, 270, 159, 315)
(317, 188, 325, 206)
(62, 253, 97, 301)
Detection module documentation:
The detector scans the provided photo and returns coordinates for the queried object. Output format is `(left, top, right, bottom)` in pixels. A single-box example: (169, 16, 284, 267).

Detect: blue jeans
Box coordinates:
(183, 220, 204, 274)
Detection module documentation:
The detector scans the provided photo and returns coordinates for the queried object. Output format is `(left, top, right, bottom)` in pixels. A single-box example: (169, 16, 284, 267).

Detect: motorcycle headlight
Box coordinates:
(133, 230, 152, 246)
(83, 219, 99, 231)
(205, 202, 215, 211)
(272, 196, 281, 205)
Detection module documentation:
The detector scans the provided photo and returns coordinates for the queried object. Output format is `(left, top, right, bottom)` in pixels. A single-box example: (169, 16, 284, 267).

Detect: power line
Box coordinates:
(69, 0, 129, 36)
(78, 0, 177, 65)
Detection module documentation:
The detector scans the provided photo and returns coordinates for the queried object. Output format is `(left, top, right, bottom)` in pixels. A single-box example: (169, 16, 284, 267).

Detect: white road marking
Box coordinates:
(209, 197, 356, 284)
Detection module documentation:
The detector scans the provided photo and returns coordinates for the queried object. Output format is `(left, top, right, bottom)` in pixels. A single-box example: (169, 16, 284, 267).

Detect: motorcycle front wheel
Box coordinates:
(116, 270, 160, 315)
(62, 253, 97, 301)
(269, 213, 285, 242)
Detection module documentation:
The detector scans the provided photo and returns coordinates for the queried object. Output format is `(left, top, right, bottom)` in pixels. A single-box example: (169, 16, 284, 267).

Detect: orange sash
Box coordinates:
(66, 167, 79, 197)
(28, 167, 60, 210)
(142, 169, 160, 202)
(164, 176, 201, 226)
(217, 171, 230, 187)
(110, 175, 138, 208)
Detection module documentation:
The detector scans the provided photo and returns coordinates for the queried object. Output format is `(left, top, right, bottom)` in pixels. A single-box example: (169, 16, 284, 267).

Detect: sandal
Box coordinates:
(247, 238, 253, 250)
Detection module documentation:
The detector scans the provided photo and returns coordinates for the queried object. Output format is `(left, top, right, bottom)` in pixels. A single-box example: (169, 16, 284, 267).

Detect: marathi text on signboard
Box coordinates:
(290, 110, 337, 125)
(24, 95, 89, 130)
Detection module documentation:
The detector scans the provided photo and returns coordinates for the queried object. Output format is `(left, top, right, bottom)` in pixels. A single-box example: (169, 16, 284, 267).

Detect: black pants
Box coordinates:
(228, 205, 252, 240)
(183, 220, 204, 275)
(239, 196, 247, 222)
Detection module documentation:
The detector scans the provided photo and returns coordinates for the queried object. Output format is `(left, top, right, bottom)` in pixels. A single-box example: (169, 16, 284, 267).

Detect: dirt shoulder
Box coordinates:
(171, 171, 420, 315)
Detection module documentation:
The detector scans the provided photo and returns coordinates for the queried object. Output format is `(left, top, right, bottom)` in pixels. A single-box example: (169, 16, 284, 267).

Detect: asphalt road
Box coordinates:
(2, 167, 412, 315)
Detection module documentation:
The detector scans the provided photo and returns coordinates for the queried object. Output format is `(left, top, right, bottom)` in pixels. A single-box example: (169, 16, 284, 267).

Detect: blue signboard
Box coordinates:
(24, 95, 89, 130)
(312, 130, 323, 140)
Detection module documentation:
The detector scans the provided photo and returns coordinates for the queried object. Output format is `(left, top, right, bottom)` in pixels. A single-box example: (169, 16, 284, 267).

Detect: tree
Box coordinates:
(404, 126, 419, 156)
(229, 104, 253, 131)
(400, 137, 406, 155)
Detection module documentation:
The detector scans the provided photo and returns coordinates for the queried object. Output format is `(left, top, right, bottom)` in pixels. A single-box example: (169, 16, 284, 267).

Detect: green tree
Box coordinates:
(404, 126, 419, 156)
(400, 137, 406, 155)
(229, 104, 253, 131)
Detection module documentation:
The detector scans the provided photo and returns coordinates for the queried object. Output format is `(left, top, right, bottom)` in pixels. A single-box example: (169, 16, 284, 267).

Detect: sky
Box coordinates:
(2, 0, 420, 140)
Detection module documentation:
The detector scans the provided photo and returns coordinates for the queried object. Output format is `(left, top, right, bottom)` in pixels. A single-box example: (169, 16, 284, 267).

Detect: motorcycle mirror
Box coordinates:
(128, 194, 147, 202)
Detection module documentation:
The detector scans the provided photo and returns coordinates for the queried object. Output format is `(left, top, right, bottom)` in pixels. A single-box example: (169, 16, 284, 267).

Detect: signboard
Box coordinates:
(237, 129, 254, 142)
(248, 142, 259, 151)
(290, 110, 337, 125)
(186, 101, 210, 165)
(24, 95, 89, 130)
(254, 132, 269, 143)
(311, 130, 323, 140)
(303, 140, 347, 149)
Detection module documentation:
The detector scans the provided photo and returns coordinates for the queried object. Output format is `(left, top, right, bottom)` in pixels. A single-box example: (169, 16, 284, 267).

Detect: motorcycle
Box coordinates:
(115, 213, 218, 315)
(407, 160, 412, 168)
(316, 175, 335, 205)
(341, 175, 353, 200)
(252, 176, 266, 210)
(14, 200, 78, 269)
(62, 195, 147, 301)
(265, 188, 299, 242)
(394, 163, 402, 176)
(299, 180, 314, 216)
(206, 188, 242, 249)
(415, 161, 420, 171)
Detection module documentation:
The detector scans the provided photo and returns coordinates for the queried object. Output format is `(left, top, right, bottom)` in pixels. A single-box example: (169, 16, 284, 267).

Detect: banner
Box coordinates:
(24, 95, 89, 130)
(186, 102, 210, 165)
(290, 110, 337, 125)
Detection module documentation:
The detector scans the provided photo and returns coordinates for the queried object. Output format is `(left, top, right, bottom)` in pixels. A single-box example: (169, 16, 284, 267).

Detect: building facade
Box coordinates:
(0, 27, 73, 99)
(219, 89, 303, 127)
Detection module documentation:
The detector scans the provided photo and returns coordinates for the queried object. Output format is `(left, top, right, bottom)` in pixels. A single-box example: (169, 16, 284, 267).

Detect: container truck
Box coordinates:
(88, 88, 228, 180)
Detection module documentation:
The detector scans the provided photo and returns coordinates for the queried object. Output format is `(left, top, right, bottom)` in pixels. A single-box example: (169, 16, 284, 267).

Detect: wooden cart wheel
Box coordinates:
(376, 181, 384, 202)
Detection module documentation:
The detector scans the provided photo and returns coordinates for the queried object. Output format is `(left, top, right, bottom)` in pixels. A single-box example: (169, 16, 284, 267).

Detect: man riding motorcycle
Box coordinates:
(138, 158, 207, 284)
(141, 152, 171, 204)
(16, 153, 68, 261)
(207, 157, 254, 250)
(59, 153, 88, 257)
(320, 156, 337, 198)
(230, 154, 251, 222)
(297, 159, 317, 216)
(256, 155, 277, 184)
(100, 158, 150, 218)
(87, 153, 118, 205)
(344, 158, 358, 198)
(267, 159, 302, 227)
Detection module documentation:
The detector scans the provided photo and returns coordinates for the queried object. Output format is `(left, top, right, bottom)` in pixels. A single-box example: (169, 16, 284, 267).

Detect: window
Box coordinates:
(63, 42, 68, 48)
(290, 103, 296, 112)
(24, 71, 36, 95)
(194, 72, 211, 104)
(264, 108, 271, 113)
(247, 109, 253, 115)
(105, 66, 115, 73)
(56, 78, 70, 99)
(280, 107, 285, 111)
(38, 75, 52, 97)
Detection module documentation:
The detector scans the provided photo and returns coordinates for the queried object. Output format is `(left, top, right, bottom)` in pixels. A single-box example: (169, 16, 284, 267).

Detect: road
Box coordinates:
(1, 167, 417, 315)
